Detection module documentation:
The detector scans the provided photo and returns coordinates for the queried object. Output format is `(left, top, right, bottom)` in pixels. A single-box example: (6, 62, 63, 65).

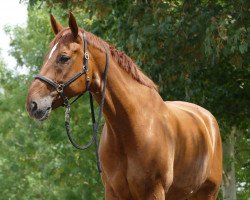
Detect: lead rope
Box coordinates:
(90, 47, 109, 174)
(65, 45, 109, 175)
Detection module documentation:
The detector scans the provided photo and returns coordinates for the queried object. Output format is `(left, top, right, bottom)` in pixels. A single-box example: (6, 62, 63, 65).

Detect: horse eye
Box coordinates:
(59, 55, 70, 64)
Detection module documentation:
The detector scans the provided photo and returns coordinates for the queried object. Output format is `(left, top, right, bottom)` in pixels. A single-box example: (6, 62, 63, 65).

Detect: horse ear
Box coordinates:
(68, 12, 78, 38)
(50, 14, 63, 35)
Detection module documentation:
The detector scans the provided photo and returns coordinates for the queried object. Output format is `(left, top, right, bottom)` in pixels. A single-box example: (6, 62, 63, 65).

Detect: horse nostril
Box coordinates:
(30, 101, 38, 113)
(46, 106, 51, 111)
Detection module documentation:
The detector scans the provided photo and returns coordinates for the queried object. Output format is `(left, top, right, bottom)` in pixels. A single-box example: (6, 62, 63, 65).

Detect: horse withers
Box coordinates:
(26, 13, 222, 200)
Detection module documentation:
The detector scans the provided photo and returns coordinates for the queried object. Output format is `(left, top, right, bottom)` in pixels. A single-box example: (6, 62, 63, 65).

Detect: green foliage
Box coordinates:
(235, 129, 250, 200)
(2, 0, 250, 199)
(0, 64, 104, 199)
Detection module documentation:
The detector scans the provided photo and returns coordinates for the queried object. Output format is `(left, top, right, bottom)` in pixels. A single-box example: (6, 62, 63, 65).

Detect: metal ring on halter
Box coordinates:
(56, 84, 64, 93)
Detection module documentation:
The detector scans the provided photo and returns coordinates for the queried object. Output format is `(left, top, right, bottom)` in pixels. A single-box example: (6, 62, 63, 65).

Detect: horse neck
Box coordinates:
(88, 46, 161, 134)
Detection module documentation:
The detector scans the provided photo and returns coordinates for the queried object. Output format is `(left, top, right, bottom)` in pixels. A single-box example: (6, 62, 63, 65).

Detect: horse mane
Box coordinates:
(50, 28, 158, 91)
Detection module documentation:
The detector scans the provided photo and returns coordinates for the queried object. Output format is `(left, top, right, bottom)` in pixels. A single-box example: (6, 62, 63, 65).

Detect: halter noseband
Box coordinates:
(34, 32, 109, 174)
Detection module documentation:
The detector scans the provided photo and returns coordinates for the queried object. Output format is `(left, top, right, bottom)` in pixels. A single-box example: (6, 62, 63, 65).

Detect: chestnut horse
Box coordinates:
(26, 13, 222, 200)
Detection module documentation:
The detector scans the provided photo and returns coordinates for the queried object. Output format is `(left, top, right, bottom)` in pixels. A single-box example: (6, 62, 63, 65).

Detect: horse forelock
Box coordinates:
(48, 28, 158, 91)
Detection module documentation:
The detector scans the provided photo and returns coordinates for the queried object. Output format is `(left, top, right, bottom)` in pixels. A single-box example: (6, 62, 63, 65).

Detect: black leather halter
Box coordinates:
(34, 32, 109, 174)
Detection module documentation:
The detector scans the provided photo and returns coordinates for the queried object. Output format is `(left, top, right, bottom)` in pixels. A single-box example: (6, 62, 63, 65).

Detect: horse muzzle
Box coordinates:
(27, 96, 53, 121)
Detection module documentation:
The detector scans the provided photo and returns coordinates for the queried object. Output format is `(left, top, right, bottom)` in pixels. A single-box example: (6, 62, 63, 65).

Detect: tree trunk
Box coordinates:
(222, 126, 237, 200)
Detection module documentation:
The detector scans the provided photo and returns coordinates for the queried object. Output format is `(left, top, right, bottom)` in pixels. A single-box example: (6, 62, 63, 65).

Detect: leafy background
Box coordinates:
(0, 0, 249, 199)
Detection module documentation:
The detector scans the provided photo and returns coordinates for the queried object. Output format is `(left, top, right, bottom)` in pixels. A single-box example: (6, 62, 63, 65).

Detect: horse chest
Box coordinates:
(100, 120, 171, 199)
(102, 153, 160, 200)
(101, 140, 168, 199)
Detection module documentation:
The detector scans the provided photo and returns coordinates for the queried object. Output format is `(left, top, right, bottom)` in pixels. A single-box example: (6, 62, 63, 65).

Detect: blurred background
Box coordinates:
(0, 0, 249, 199)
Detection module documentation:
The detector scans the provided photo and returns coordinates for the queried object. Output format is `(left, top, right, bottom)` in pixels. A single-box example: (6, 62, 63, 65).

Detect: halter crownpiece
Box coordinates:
(34, 32, 109, 174)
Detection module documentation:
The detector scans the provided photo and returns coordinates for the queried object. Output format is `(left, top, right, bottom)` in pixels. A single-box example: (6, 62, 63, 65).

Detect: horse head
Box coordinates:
(26, 13, 96, 121)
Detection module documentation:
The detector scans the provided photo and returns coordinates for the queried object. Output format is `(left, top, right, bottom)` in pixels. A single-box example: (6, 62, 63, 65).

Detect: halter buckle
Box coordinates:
(83, 65, 88, 72)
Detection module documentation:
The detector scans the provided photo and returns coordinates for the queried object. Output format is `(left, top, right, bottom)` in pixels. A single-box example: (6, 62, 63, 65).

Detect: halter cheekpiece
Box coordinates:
(34, 32, 109, 174)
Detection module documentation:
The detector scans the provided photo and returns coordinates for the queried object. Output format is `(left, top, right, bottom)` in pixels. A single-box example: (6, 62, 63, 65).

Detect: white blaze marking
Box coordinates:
(49, 43, 58, 59)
